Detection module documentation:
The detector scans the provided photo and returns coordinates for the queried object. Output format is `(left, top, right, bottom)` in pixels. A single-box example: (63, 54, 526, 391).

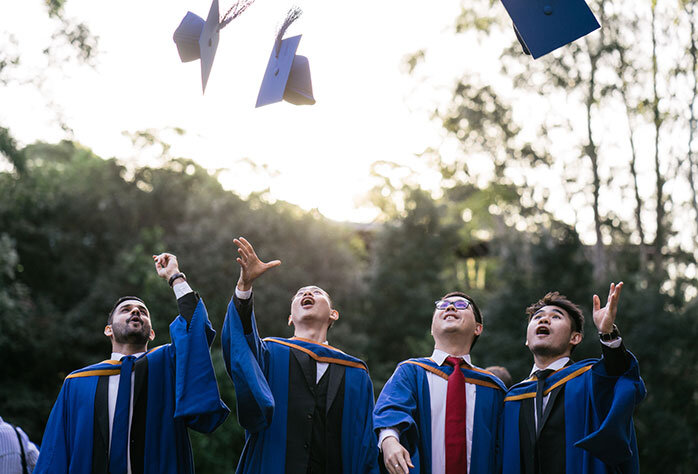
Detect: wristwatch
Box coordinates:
(168, 272, 187, 287)
(599, 324, 620, 342)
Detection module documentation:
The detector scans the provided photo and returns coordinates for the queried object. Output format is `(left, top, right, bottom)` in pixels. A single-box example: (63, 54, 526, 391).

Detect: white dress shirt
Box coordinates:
(528, 336, 622, 428)
(234, 286, 328, 382)
(107, 281, 192, 473)
(379, 349, 478, 474)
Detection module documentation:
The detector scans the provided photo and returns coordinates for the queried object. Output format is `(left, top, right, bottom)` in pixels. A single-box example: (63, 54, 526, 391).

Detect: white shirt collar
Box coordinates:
(529, 356, 570, 377)
(111, 351, 146, 361)
(431, 348, 473, 367)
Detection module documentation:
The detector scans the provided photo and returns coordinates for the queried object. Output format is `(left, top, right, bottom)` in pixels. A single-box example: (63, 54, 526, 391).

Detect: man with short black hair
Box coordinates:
(222, 237, 378, 473)
(373, 291, 506, 474)
(501, 282, 646, 474)
(35, 253, 229, 473)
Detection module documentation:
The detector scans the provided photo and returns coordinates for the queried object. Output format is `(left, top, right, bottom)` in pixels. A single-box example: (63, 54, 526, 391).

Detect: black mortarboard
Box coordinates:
(500, 0, 601, 59)
(256, 7, 315, 108)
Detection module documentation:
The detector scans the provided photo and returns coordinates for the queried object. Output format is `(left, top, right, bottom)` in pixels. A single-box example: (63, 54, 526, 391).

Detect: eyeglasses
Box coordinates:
(434, 299, 471, 310)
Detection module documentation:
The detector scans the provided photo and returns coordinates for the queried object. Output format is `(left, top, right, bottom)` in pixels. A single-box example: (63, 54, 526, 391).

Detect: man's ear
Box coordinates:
(149, 329, 156, 341)
(288, 315, 293, 327)
(474, 323, 483, 336)
(570, 331, 582, 346)
(104, 325, 113, 337)
(329, 309, 339, 323)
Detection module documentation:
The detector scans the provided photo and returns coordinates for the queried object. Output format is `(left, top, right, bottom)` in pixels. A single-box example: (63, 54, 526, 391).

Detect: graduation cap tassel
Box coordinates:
(256, 5, 314, 107)
(275, 6, 303, 58)
(219, 0, 257, 31)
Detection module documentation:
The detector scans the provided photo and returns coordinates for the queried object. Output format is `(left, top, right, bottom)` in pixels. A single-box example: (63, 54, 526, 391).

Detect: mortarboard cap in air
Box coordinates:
(173, 12, 205, 62)
(256, 7, 315, 108)
(174, 0, 257, 93)
(500, 0, 601, 59)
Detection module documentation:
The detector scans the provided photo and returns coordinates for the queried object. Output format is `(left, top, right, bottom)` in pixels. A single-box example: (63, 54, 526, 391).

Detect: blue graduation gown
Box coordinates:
(221, 297, 379, 474)
(373, 357, 506, 474)
(35, 299, 230, 473)
(501, 355, 646, 473)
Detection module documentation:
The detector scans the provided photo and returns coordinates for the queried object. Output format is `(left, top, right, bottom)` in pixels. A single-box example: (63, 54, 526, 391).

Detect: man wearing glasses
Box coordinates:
(373, 292, 506, 474)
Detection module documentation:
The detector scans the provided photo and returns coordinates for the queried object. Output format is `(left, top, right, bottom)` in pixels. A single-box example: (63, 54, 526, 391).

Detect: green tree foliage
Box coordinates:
(1, 133, 697, 470)
(0, 139, 367, 469)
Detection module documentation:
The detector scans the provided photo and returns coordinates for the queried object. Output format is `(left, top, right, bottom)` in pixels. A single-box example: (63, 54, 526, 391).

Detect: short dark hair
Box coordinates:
(439, 291, 483, 350)
(485, 365, 513, 388)
(108, 296, 146, 325)
(525, 291, 584, 334)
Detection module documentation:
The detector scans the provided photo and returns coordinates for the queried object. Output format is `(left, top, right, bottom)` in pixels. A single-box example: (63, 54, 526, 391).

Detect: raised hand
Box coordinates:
(381, 436, 414, 474)
(153, 253, 180, 280)
(234, 237, 281, 291)
(593, 281, 624, 333)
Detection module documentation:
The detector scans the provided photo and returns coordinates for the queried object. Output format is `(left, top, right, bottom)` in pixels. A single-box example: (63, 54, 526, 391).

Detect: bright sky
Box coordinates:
(1, 0, 505, 223)
(5, 0, 692, 258)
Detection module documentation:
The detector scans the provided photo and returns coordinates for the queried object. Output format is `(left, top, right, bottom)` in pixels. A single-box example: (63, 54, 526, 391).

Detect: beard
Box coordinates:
(111, 318, 151, 345)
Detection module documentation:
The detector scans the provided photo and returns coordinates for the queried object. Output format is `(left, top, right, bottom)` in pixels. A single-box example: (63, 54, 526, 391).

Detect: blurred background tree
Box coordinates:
(1, 0, 697, 472)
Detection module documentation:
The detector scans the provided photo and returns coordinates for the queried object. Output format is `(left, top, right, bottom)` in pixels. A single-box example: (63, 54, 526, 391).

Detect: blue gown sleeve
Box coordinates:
(573, 353, 646, 467)
(170, 298, 230, 433)
(34, 382, 70, 473)
(361, 375, 381, 474)
(373, 364, 420, 456)
(221, 296, 275, 433)
(343, 369, 380, 474)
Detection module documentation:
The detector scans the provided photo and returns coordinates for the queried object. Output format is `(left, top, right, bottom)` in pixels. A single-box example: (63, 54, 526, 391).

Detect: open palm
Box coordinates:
(593, 281, 623, 333)
(234, 237, 281, 291)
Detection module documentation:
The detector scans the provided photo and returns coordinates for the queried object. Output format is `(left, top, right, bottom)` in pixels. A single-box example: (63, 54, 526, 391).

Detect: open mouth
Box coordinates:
(301, 296, 315, 308)
(444, 312, 459, 321)
(128, 316, 143, 325)
(536, 326, 550, 336)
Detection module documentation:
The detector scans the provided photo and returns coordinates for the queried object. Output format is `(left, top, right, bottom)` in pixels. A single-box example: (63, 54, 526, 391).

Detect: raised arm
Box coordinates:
(153, 252, 230, 433)
(231, 236, 281, 334)
(593, 281, 631, 375)
(153, 253, 198, 323)
(222, 237, 280, 432)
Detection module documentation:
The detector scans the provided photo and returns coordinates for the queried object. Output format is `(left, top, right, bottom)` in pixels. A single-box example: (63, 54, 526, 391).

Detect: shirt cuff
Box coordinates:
(600, 336, 622, 348)
(378, 427, 400, 450)
(235, 286, 252, 300)
(173, 281, 194, 300)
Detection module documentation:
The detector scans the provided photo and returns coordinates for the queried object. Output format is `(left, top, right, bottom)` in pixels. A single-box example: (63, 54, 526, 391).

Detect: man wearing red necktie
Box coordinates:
(374, 292, 507, 474)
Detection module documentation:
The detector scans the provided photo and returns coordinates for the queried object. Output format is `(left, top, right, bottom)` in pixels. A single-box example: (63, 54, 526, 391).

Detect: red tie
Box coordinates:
(445, 356, 467, 474)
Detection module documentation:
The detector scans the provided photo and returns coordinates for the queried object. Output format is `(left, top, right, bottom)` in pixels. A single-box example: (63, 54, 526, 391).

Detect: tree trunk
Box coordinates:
(617, 47, 648, 269)
(651, 4, 665, 274)
(585, 42, 606, 283)
(686, 2, 698, 240)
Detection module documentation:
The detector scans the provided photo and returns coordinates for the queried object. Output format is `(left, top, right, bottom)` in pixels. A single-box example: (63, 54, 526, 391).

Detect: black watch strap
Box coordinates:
(168, 272, 186, 287)
(599, 324, 620, 342)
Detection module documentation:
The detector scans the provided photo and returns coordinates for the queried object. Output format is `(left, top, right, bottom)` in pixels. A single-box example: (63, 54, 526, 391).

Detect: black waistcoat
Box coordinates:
(285, 348, 345, 474)
(519, 385, 567, 474)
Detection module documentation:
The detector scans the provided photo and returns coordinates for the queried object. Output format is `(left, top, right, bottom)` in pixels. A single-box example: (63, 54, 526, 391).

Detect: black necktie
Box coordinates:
(534, 368, 555, 436)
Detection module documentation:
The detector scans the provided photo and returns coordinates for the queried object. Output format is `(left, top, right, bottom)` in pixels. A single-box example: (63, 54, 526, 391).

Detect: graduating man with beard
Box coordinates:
(222, 237, 379, 474)
(35, 253, 229, 474)
(501, 283, 646, 474)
